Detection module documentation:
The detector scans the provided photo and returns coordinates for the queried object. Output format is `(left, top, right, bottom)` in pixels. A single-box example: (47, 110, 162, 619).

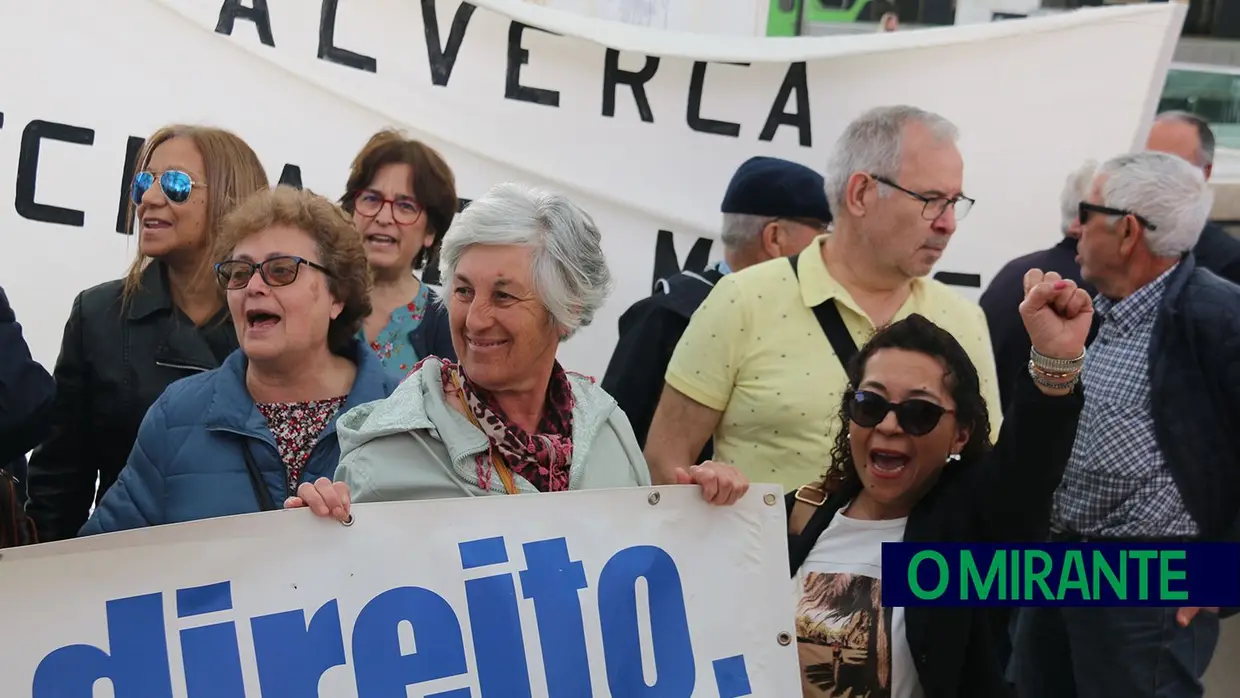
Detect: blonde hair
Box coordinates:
(215, 186, 373, 357)
(122, 125, 269, 302)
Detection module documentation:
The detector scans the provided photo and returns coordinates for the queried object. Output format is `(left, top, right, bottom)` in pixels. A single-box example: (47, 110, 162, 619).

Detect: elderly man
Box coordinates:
(1012, 151, 1240, 698)
(644, 105, 1002, 491)
(982, 160, 1099, 414)
(601, 156, 829, 454)
(1146, 110, 1240, 284)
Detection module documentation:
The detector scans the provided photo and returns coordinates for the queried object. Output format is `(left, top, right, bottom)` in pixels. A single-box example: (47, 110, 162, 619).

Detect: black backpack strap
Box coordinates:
(786, 255, 859, 368)
(240, 441, 279, 512)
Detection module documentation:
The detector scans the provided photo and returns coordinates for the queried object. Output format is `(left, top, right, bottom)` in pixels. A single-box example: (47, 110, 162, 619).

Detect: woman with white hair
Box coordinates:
(289, 182, 747, 516)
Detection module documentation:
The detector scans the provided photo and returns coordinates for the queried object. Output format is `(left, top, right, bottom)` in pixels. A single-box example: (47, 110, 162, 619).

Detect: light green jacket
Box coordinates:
(334, 357, 653, 501)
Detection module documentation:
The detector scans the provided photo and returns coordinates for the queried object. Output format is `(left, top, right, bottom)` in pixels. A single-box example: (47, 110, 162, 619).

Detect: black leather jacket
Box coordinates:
(25, 263, 237, 541)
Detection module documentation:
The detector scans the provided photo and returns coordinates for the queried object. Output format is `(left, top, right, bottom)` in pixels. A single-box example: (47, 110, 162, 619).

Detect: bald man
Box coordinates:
(1147, 111, 1240, 285)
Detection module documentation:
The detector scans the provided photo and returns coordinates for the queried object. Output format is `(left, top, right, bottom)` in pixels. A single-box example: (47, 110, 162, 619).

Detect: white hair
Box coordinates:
(720, 213, 770, 249)
(1095, 151, 1213, 258)
(438, 182, 614, 339)
(824, 105, 959, 213)
(1060, 159, 1098, 234)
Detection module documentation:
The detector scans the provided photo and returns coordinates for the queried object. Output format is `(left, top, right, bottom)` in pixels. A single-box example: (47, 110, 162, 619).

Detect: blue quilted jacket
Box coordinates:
(79, 341, 399, 535)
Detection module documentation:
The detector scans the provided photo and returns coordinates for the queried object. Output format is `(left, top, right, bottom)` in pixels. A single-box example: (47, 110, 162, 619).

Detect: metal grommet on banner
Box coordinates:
(340, 514, 354, 527)
(763, 493, 777, 506)
(648, 491, 661, 506)
(777, 632, 792, 646)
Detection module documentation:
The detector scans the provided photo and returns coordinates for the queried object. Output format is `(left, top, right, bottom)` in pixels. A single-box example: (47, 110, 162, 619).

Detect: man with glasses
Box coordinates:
(602, 156, 830, 458)
(644, 105, 1002, 493)
(1011, 151, 1240, 698)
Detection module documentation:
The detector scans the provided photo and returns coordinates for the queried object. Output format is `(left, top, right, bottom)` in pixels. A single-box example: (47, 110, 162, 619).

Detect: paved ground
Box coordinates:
(1205, 618, 1238, 696)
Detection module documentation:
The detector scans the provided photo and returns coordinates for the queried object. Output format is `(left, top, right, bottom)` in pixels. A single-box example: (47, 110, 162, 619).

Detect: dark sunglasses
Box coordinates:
(214, 256, 333, 291)
(1078, 202, 1158, 231)
(847, 390, 952, 437)
(131, 169, 204, 206)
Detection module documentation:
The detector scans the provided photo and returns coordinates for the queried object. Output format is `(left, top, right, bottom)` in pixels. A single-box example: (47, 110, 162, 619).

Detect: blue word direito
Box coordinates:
(32, 536, 757, 698)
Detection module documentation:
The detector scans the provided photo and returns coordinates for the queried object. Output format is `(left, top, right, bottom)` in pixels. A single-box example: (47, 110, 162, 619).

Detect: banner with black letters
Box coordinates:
(0, 0, 1185, 377)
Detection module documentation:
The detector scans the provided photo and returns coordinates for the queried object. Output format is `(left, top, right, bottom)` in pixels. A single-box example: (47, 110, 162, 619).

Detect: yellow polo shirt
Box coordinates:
(665, 237, 1002, 491)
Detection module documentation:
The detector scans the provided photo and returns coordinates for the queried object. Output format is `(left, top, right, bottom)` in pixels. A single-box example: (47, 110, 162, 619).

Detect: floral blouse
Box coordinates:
(361, 282, 430, 379)
(256, 396, 348, 496)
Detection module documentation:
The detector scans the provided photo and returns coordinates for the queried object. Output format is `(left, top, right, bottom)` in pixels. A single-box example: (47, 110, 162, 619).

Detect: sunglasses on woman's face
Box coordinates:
(214, 256, 333, 291)
(847, 390, 952, 437)
(131, 169, 203, 206)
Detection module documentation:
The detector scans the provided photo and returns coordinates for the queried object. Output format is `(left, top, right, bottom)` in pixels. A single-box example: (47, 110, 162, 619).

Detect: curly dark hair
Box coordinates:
(821, 313, 993, 492)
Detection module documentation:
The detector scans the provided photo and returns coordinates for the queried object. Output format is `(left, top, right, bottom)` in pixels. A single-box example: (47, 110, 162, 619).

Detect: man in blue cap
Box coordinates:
(601, 156, 831, 457)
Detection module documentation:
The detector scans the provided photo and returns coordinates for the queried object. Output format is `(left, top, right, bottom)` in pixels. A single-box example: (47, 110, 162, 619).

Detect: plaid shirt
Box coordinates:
(1051, 265, 1198, 537)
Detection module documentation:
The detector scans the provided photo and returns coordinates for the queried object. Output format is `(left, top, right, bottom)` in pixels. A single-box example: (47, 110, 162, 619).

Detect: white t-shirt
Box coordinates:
(792, 508, 925, 698)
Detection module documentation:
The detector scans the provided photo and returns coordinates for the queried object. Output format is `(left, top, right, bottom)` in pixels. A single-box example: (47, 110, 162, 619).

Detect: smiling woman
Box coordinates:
(77, 187, 401, 536)
(24, 124, 270, 543)
(287, 182, 750, 519)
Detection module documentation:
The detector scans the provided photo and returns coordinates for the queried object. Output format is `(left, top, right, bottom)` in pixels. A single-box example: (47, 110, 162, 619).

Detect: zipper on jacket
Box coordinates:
(155, 360, 212, 373)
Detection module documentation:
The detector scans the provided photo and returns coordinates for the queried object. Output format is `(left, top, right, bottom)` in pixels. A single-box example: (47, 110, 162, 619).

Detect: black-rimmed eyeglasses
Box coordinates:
(214, 256, 334, 290)
(1078, 201, 1158, 231)
(871, 174, 975, 221)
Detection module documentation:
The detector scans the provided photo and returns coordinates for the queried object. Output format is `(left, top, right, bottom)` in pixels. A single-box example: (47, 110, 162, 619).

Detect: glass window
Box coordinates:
(1158, 64, 1240, 149)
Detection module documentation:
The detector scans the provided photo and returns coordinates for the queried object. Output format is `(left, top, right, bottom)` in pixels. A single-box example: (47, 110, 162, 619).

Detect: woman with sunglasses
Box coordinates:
(339, 130, 458, 378)
(26, 125, 269, 542)
(787, 269, 1092, 698)
(80, 186, 399, 535)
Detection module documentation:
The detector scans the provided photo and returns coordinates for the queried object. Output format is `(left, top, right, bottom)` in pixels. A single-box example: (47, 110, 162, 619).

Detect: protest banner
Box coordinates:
(0, 0, 1184, 378)
(0, 485, 797, 697)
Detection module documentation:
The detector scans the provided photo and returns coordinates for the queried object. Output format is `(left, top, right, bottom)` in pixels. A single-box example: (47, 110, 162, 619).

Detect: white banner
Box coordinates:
(0, 0, 1183, 378)
(0, 485, 796, 697)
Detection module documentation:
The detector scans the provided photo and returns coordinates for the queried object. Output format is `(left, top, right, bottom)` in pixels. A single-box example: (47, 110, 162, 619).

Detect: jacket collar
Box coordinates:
(126, 262, 175, 321)
(334, 357, 617, 476)
(202, 340, 396, 443)
(1158, 252, 1197, 318)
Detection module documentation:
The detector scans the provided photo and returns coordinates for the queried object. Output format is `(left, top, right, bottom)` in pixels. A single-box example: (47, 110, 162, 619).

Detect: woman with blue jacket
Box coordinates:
(81, 187, 400, 534)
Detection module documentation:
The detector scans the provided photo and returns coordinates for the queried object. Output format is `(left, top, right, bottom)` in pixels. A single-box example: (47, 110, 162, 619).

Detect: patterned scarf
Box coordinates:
(440, 361, 575, 492)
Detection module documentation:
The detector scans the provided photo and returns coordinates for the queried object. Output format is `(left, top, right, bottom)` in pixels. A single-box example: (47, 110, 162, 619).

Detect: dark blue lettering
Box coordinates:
(251, 600, 347, 698)
(597, 546, 696, 696)
(461, 537, 533, 697)
(521, 537, 592, 697)
(179, 581, 244, 697)
(32, 592, 173, 698)
(352, 587, 469, 698)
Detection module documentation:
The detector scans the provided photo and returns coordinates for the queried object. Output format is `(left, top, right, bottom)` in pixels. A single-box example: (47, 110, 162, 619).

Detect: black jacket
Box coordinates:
(787, 376, 1085, 698)
(1192, 222, 1240, 286)
(1145, 255, 1240, 543)
(601, 268, 724, 461)
(0, 286, 56, 499)
(25, 263, 238, 541)
(980, 237, 1097, 414)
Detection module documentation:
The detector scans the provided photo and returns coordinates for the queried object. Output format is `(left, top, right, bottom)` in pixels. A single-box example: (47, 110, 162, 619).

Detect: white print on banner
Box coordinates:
(0, 487, 800, 697)
(0, 0, 1184, 378)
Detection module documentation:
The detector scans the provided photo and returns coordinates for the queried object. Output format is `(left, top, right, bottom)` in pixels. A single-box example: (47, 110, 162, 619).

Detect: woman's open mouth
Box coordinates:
(868, 448, 910, 479)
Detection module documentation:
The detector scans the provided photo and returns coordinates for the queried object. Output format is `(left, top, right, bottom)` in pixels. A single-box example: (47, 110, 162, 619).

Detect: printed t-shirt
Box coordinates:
(793, 508, 924, 698)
